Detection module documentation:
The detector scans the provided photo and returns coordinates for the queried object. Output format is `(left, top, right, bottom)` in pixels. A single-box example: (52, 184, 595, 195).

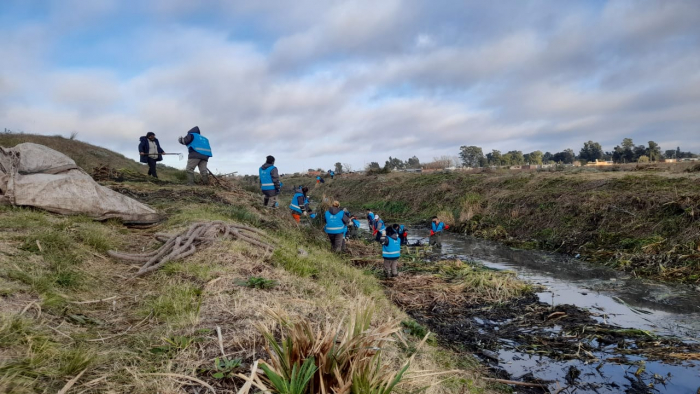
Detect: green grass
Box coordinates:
(141, 281, 203, 325)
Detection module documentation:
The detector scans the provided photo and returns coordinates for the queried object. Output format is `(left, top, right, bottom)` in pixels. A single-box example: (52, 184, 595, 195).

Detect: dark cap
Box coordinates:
(146, 132, 155, 137)
(266, 155, 275, 164)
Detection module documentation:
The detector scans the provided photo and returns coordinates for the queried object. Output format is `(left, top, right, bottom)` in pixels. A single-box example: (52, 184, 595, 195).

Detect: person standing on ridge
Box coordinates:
(178, 126, 211, 185)
(259, 155, 280, 208)
(382, 226, 401, 278)
(139, 132, 166, 178)
(289, 186, 310, 222)
(329, 169, 335, 180)
(324, 200, 349, 252)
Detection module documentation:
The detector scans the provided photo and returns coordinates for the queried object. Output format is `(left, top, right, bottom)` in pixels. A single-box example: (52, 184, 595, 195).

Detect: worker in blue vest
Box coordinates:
(259, 155, 280, 208)
(346, 215, 361, 239)
(289, 186, 310, 223)
(366, 209, 375, 230)
(178, 126, 212, 185)
(316, 175, 325, 184)
(393, 224, 408, 246)
(324, 200, 349, 252)
(381, 226, 401, 278)
(329, 169, 335, 180)
(430, 216, 448, 247)
(372, 214, 386, 242)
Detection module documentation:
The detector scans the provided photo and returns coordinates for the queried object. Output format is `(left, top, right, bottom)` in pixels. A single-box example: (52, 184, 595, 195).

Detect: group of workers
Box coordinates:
(138, 126, 212, 185)
(257, 158, 448, 277)
(138, 129, 447, 279)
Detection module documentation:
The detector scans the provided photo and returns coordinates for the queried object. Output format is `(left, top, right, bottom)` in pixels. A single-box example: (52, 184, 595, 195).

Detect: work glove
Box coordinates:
(430, 230, 435, 236)
(178, 136, 185, 145)
(445, 225, 450, 230)
(303, 211, 308, 216)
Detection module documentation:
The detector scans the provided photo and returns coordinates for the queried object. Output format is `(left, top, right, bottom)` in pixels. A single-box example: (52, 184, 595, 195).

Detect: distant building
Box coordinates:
(586, 160, 613, 166)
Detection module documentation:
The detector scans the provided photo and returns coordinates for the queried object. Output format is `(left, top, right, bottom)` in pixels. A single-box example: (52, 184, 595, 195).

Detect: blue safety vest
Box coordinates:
(382, 236, 401, 258)
(324, 210, 346, 234)
(352, 219, 361, 228)
(367, 212, 374, 222)
(374, 219, 385, 232)
(398, 225, 405, 234)
(432, 221, 444, 233)
(290, 192, 304, 213)
(186, 133, 212, 157)
(259, 166, 276, 191)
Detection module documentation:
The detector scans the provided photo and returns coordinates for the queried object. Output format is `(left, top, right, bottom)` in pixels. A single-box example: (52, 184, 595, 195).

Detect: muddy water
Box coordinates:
(426, 231, 700, 393)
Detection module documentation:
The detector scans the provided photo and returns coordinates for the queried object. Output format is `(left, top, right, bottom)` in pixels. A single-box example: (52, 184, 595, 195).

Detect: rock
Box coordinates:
(297, 248, 309, 257)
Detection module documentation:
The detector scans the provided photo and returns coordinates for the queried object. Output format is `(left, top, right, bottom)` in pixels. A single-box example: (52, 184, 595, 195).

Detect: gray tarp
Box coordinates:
(0, 143, 161, 224)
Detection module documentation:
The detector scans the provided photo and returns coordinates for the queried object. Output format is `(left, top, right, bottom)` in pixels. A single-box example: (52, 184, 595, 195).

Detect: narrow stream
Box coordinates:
(359, 221, 700, 393)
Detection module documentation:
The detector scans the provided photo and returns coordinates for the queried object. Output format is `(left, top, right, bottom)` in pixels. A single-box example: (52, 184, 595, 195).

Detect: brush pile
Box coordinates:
(108, 221, 274, 277)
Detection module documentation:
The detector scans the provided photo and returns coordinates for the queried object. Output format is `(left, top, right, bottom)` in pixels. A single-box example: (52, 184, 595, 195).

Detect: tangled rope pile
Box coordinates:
(108, 221, 274, 277)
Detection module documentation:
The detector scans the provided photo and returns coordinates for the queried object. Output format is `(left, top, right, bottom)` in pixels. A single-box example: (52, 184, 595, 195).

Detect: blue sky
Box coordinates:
(1, 0, 699, 174)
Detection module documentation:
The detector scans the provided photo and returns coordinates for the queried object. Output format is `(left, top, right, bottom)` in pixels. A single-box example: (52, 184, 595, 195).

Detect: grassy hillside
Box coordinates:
(301, 170, 700, 284)
(0, 178, 510, 393)
(0, 132, 185, 182)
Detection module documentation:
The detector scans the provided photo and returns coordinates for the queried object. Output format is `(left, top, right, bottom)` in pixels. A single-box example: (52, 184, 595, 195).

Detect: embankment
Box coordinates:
(306, 170, 700, 283)
(0, 183, 500, 393)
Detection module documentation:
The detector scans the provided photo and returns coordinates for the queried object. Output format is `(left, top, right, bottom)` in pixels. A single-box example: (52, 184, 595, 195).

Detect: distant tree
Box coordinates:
(552, 149, 576, 164)
(603, 151, 613, 161)
(432, 156, 453, 169)
(526, 150, 543, 165)
(647, 141, 661, 162)
(406, 156, 421, 168)
(334, 162, 343, 174)
(638, 155, 650, 163)
(543, 151, 553, 163)
(506, 150, 524, 166)
(459, 146, 485, 167)
(384, 156, 405, 170)
(342, 163, 353, 173)
(664, 149, 676, 159)
(366, 162, 381, 170)
(316, 168, 324, 172)
(486, 150, 502, 166)
(579, 141, 604, 162)
(612, 138, 636, 163)
(307, 168, 315, 173)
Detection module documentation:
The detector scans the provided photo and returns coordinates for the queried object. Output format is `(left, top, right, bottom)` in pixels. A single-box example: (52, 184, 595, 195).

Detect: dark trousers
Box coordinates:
(328, 233, 344, 252)
(399, 234, 407, 245)
(146, 157, 158, 178)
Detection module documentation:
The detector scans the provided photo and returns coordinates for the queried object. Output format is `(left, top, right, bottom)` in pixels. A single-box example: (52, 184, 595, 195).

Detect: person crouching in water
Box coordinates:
(324, 201, 349, 252)
(393, 223, 408, 246)
(347, 215, 361, 239)
(382, 226, 401, 278)
(289, 186, 310, 222)
(372, 214, 386, 242)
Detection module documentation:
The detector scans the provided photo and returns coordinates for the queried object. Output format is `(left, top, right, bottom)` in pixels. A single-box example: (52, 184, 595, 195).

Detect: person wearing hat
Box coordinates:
(372, 214, 386, 242)
(259, 155, 280, 208)
(178, 126, 212, 185)
(139, 132, 167, 178)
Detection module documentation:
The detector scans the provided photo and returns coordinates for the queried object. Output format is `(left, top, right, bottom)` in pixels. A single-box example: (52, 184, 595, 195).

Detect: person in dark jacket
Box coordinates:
(347, 215, 361, 239)
(259, 155, 280, 208)
(138, 132, 166, 178)
(382, 226, 401, 278)
(178, 126, 212, 185)
(324, 200, 349, 252)
(393, 223, 408, 245)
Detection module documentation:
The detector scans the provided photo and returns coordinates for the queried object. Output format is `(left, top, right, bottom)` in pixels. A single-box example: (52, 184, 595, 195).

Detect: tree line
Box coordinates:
(458, 138, 698, 168)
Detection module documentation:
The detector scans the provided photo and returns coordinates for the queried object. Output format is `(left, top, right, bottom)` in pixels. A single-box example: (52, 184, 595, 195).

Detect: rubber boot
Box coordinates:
(186, 172, 195, 186)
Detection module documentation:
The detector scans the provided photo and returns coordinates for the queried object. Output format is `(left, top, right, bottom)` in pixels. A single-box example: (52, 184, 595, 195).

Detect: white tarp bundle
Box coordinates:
(0, 143, 161, 224)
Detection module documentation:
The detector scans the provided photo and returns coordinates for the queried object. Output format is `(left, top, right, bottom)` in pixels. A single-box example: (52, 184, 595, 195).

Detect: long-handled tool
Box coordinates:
(161, 153, 184, 160)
